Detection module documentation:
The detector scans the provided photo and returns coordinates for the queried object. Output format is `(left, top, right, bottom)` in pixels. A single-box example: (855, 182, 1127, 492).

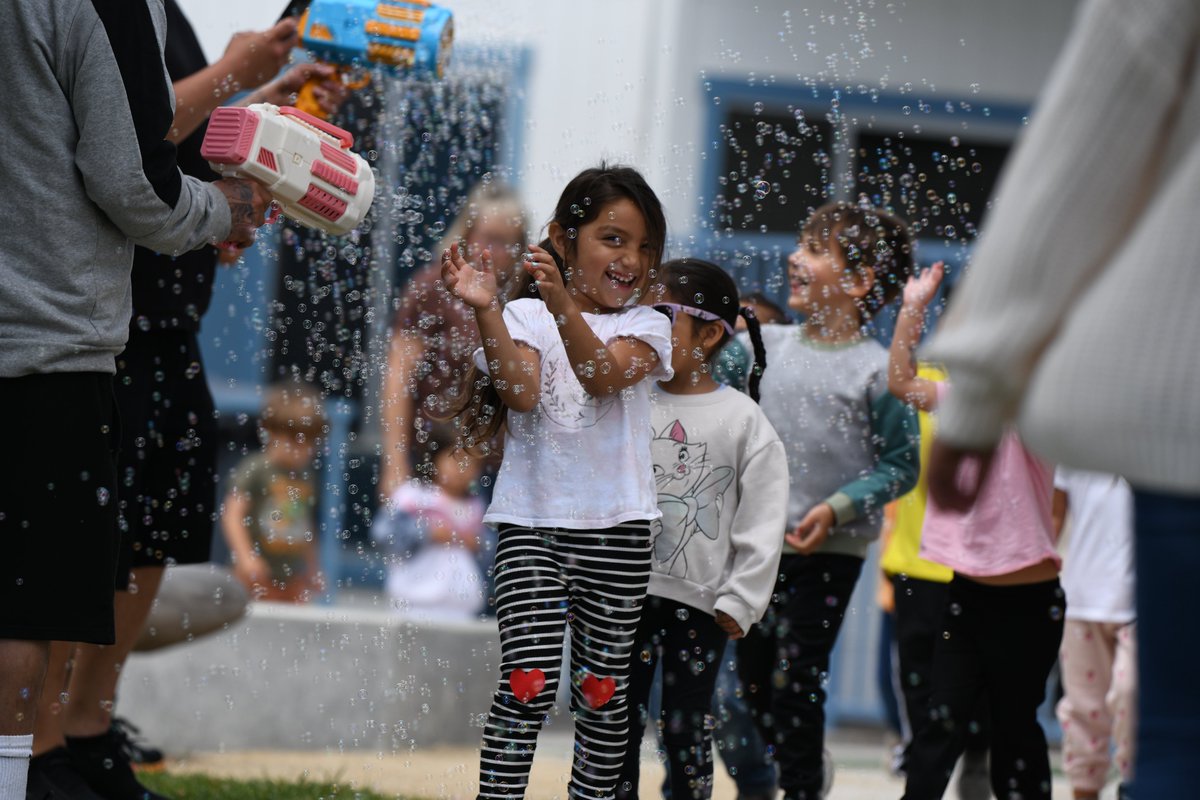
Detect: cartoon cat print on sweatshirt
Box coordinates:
(651, 419, 734, 578)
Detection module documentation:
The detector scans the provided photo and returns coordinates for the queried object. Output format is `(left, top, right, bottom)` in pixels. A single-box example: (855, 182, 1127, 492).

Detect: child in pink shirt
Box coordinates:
(918, 381, 1060, 578)
(889, 263, 1064, 800)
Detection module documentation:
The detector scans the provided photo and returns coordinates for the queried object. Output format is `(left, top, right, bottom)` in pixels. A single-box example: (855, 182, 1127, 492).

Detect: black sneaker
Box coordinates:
(65, 730, 171, 800)
(109, 718, 165, 772)
(26, 747, 105, 800)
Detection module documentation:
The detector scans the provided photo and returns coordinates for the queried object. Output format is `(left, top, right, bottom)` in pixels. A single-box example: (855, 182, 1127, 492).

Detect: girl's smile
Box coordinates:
(554, 197, 653, 313)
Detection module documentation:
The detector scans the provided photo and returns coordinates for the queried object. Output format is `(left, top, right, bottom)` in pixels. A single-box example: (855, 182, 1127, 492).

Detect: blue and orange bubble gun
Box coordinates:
(291, 0, 454, 119)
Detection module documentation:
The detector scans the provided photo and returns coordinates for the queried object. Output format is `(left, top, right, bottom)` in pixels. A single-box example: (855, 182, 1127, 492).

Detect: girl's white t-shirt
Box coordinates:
(475, 298, 673, 529)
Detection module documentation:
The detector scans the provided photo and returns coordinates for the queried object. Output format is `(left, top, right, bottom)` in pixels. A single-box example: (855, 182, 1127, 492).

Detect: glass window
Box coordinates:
(854, 133, 1010, 241)
(715, 107, 833, 235)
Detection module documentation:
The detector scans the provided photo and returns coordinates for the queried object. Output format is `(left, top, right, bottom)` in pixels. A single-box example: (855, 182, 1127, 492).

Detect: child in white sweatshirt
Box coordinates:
(616, 259, 789, 800)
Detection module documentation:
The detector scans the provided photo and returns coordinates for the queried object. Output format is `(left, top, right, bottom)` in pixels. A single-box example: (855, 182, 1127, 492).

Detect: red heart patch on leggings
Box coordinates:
(581, 674, 616, 709)
(508, 668, 546, 703)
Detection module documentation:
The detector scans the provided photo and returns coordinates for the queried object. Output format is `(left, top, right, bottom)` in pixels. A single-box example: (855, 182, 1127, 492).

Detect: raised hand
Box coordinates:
(523, 243, 569, 314)
(442, 242, 500, 310)
(902, 261, 945, 311)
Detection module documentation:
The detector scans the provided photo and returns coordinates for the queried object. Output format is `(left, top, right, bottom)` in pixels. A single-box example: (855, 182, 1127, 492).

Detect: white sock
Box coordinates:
(0, 734, 33, 798)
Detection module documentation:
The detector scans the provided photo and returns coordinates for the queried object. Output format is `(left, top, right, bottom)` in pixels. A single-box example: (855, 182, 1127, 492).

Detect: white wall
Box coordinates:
(176, 0, 1080, 235)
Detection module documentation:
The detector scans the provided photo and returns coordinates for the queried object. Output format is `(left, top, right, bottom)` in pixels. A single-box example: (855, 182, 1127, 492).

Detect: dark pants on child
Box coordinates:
(478, 523, 651, 800)
(713, 640, 778, 796)
(901, 575, 1064, 800)
(618, 595, 728, 800)
(738, 552, 864, 800)
(1132, 489, 1200, 798)
(890, 574, 990, 773)
(644, 639, 778, 799)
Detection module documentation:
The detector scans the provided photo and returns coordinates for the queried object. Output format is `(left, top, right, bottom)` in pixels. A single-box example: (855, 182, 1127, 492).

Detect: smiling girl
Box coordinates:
(441, 164, 673, 800)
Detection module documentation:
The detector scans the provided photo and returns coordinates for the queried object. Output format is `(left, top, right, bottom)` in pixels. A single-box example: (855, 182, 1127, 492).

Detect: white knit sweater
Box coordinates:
(925, 0, 1200, 492)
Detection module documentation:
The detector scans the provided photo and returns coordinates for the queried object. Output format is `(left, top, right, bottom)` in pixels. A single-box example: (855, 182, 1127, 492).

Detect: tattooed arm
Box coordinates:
(214, 178, 273, 248)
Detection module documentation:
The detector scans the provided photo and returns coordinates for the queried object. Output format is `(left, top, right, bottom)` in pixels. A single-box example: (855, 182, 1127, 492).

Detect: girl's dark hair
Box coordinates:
(741, 292, 788, 325)
(443, 164, 667, 453)
(536, 163, 667, 288)
(801, 201, 915, 318)
(660, 258, 767, 402)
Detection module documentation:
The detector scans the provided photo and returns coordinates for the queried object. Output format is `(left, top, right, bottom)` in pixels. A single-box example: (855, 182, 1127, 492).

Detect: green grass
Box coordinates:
(138, 772, 408, 799)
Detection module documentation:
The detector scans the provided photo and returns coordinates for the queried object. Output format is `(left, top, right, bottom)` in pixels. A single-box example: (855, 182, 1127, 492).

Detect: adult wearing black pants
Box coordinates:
(0, 1, 271, 797)
(918, 0, 1199, 794)
(25, 4, 345, 798)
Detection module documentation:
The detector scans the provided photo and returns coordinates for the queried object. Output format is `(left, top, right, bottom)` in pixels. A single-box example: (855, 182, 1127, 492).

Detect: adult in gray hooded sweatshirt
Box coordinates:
(0, 1, 271, 797)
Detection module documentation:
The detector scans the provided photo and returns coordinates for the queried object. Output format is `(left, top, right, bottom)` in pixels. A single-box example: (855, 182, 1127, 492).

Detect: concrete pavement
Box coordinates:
(159, 728, 1099, 799)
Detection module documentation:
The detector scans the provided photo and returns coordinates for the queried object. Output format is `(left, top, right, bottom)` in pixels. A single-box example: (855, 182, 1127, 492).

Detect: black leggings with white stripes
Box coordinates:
(477, 522, 652, 800)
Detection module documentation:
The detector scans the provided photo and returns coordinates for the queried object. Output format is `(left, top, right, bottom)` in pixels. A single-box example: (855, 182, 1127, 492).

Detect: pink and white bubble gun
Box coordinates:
(201, 103, 375, 236)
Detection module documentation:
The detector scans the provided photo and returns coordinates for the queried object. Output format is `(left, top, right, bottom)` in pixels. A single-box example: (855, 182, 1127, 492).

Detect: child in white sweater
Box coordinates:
(616, 258, 788, 800)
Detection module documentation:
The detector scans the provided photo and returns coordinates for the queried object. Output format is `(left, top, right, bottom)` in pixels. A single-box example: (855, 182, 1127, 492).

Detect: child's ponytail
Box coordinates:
(738, 305, 766, 403)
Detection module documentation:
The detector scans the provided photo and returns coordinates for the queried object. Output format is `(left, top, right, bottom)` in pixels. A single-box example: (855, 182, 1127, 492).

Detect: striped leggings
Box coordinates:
(477, 522, 652, 800)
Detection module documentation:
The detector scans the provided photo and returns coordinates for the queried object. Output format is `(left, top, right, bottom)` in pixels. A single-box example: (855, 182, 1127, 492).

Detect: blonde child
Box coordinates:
(442, 164, 673, 800)
(381, 181, 530, 499)
(737, 202, 920, 800)
(615, 259, 788, 800)
(889, 263, 1063, 800)
(222, 384, 326, 602)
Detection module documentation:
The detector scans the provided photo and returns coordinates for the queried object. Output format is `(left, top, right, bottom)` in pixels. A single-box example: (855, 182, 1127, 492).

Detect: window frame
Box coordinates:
(694, 76, 1031, 302)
